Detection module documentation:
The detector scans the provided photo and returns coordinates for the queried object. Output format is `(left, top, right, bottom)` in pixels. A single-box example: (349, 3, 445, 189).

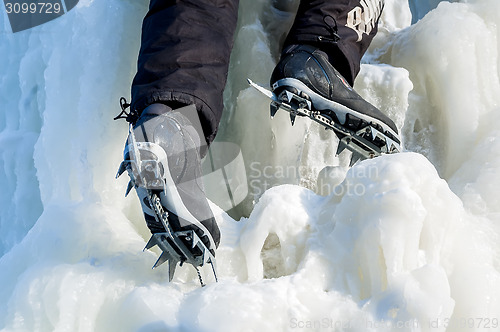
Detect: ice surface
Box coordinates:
(1, 0, 500, 331)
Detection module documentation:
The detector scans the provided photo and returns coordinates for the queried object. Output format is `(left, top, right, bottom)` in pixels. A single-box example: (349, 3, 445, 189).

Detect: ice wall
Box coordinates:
(1, 0, 500, 331)
(408, 0, 445, 23)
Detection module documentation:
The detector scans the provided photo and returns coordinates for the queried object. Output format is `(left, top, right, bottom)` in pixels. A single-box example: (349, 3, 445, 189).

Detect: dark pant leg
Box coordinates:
(131, 0, 239, 147)
(283, 0, 384, 85)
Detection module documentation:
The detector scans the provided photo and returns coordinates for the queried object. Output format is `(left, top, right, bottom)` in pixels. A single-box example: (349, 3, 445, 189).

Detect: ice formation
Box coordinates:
(0, 0, 499, 331)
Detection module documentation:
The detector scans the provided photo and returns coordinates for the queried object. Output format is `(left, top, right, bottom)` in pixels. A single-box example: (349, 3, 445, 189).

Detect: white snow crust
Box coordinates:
(1, 0, 500, 331)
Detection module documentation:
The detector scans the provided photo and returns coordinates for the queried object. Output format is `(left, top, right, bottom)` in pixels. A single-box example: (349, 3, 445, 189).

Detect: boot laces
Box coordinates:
(114, 97, 140, 124)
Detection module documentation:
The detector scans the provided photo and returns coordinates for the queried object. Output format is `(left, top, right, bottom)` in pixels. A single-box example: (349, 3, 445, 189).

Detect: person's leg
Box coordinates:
(131, 0, 240, 149)
(120, 0, 239, 278)
(283, 0, 384, 85)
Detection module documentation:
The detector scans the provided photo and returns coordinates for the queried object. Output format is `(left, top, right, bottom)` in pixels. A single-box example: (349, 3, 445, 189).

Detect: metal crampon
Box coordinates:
(248, 79, 401, 166)
(143, 191, 217, 286)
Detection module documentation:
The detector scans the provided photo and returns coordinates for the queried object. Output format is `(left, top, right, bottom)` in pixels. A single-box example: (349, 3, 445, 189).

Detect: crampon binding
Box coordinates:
(247, 79, 401, 166)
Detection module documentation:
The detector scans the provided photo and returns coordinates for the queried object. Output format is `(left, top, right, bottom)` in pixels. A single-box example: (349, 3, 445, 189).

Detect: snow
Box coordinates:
(1, 0, 500, 331)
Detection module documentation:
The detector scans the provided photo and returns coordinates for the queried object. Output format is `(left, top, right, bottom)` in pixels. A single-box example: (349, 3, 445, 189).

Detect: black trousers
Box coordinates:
(131, 0, 384, 148)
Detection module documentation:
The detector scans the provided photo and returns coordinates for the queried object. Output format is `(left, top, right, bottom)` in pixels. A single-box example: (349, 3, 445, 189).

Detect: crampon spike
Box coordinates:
(369, 127, 380, 140)
(167, 260, 178, 282)
(386, 137, 399, 153)
(350, 153, 362, 167)
(144, 234, 159, 251)
(116, 161, 127, 179)
(153, 251, 170, 269)
(336, 141, 347, 156)
(270, 102, 279, 118)
(125, 180, 134, 197)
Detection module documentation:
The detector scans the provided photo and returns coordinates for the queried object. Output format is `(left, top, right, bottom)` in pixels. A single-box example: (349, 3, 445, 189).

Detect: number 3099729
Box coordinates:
(5, 2, 62, 14)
